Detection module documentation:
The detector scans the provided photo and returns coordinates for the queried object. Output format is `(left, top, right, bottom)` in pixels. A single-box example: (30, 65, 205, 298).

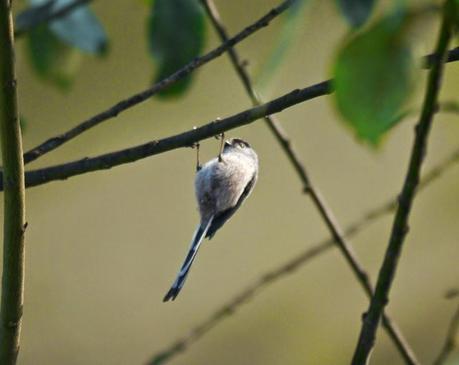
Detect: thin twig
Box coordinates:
(445, 289, 459, 300)
(200, 0, 418, 363)
(146, 145, 459, 365)
(439, 100, 459, 114)
(351, 3, 453, 364)
(0, 81, 332, 191)
(20, 40, 459, 167)
(424, 46, 459, 68)
(0, 1, 27, 363)
(433, 304, 459, 365)
(14, 0, 92, 37)
(21, 0, 296, 165)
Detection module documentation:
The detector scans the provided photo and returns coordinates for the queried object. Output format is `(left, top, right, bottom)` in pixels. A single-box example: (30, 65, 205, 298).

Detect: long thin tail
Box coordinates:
(163, 218, 213, 302)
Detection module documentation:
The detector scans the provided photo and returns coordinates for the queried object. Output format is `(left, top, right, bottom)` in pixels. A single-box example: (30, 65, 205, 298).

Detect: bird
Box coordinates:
(163, 137, 258, 302)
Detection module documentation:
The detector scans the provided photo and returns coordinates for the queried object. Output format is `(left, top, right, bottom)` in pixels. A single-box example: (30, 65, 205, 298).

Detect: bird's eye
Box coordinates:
(239, 143, 245, 148)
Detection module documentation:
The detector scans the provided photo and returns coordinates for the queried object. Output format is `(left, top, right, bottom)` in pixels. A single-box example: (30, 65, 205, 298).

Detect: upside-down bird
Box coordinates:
(163, 138, 258, 302)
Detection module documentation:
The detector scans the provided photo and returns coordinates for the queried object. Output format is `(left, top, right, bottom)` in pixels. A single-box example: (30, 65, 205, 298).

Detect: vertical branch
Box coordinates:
(351, 3, 453, 364)
(0, 0, 27, 364)
(200, 1, 418, 364)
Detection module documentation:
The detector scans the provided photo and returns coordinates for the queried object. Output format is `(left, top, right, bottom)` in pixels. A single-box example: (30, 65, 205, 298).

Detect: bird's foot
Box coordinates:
(216, 132, 225, 162)
(193, 142, 202, 172)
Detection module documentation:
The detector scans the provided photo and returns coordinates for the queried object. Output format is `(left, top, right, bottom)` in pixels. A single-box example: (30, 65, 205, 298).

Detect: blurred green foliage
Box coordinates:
(147, 0, 206, 98)
(255, 0, 308, 90)
(335, 0, 376, 28)
(333, 9, 415, 145)
(24, 0, 108, 89)
(26, 24, 81, 90)
(18, 0, 444, 146)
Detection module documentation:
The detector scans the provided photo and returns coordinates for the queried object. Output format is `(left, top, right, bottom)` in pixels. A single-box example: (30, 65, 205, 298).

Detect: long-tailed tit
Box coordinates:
(163, 138, 258, 302)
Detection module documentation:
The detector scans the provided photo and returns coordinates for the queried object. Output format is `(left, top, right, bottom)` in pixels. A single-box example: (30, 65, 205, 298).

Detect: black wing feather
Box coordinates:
(206, 174, 256, 239)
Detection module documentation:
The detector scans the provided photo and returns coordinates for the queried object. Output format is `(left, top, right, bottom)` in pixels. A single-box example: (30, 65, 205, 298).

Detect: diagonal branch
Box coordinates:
(19, 40, 459, 167)
(14, 0, 92, 37)
(21, 40, 459, 170)
(146, 145, 459, 365)
(9, 44, 459, 191)
(433, 304, 459, 365)
(0, 81, 331, 191)
(0, 1, 27, 363)
(424, 46, 459, 68)
(351, 3, 453, 364)
(200, 0, 418, 363)
(21, 0, 296, 165)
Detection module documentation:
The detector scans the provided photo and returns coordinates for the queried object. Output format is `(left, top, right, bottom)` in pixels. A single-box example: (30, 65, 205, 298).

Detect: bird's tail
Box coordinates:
(163, 217, 213, 302)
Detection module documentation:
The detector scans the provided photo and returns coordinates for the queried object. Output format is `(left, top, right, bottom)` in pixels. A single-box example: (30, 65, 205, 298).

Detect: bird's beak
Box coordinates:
(224, 140, 231, 147)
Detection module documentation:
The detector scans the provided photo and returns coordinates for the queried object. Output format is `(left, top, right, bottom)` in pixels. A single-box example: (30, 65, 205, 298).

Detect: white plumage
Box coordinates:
(163, 138, 258, 302)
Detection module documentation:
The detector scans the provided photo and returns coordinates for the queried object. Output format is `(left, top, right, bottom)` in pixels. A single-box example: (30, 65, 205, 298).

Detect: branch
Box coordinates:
(0, 1, 27, 364)
(0, 81, 331, 191)
(433, 304, 459, 365)
(146, 145, 459, 365)
(424, 46, 459, 68)
(14, 0, 92, 37)
(200, 0, 418, 363)
(18, 4, 459, 167)
(18, 44, 459, 173)
(445, 289, 459, 300)
(21, 0, 296, 165)
(439, 100, 459, 114)
(351, 3, 453, 364)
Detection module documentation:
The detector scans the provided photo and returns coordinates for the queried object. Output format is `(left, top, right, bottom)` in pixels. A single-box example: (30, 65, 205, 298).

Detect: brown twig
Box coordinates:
(433, 304, 459, 365)
(199, 0, 419, 363)
(19, 40, 459, 168)
(21, 0, 297, 165)
(0, 81, 332, 191)
(424, 46, 459, 68)
(351, 2, 453, 363)
(16, 44, 459, 186)
(146, 145, 459, 365)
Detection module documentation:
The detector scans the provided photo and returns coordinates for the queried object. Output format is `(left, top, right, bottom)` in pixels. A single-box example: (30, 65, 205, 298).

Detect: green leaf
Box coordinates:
(336, 0, 376, 28)
(147, 0, 206, 98)
(333, 11, 416, 145)
(28, 0, 108, 55)
(255, 0, 308, 89)
(26, 24, 81, 90)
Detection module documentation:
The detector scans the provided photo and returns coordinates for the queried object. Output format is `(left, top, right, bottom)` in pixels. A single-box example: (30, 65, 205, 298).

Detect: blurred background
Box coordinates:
(6, 0, 459, 364)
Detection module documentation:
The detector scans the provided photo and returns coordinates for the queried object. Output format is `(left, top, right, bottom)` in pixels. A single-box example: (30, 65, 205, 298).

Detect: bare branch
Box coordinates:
(445, 289, 459, 300)
(439, 100, 459, 114)
(200, 0, 418, 363)
(147, 145, 459, 365)
(351, 3, 453, 363)
(18, 3, 459, 167)
(0, 1, 27, 363)
(14, 0, 92, 37)
(18, 45, 459, 175)
(424, 46, 459, 68)
(0, 81, 331, 191)
(21, 0, 296, 165)
(433, 304, 459, 365)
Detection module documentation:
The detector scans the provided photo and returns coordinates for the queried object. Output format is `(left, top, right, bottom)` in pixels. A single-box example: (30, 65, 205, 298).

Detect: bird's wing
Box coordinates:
(206, 173, 257, 239)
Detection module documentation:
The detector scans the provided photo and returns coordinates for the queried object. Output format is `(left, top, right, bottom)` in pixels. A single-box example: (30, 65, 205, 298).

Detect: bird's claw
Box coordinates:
(217, 132, 225, 162)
